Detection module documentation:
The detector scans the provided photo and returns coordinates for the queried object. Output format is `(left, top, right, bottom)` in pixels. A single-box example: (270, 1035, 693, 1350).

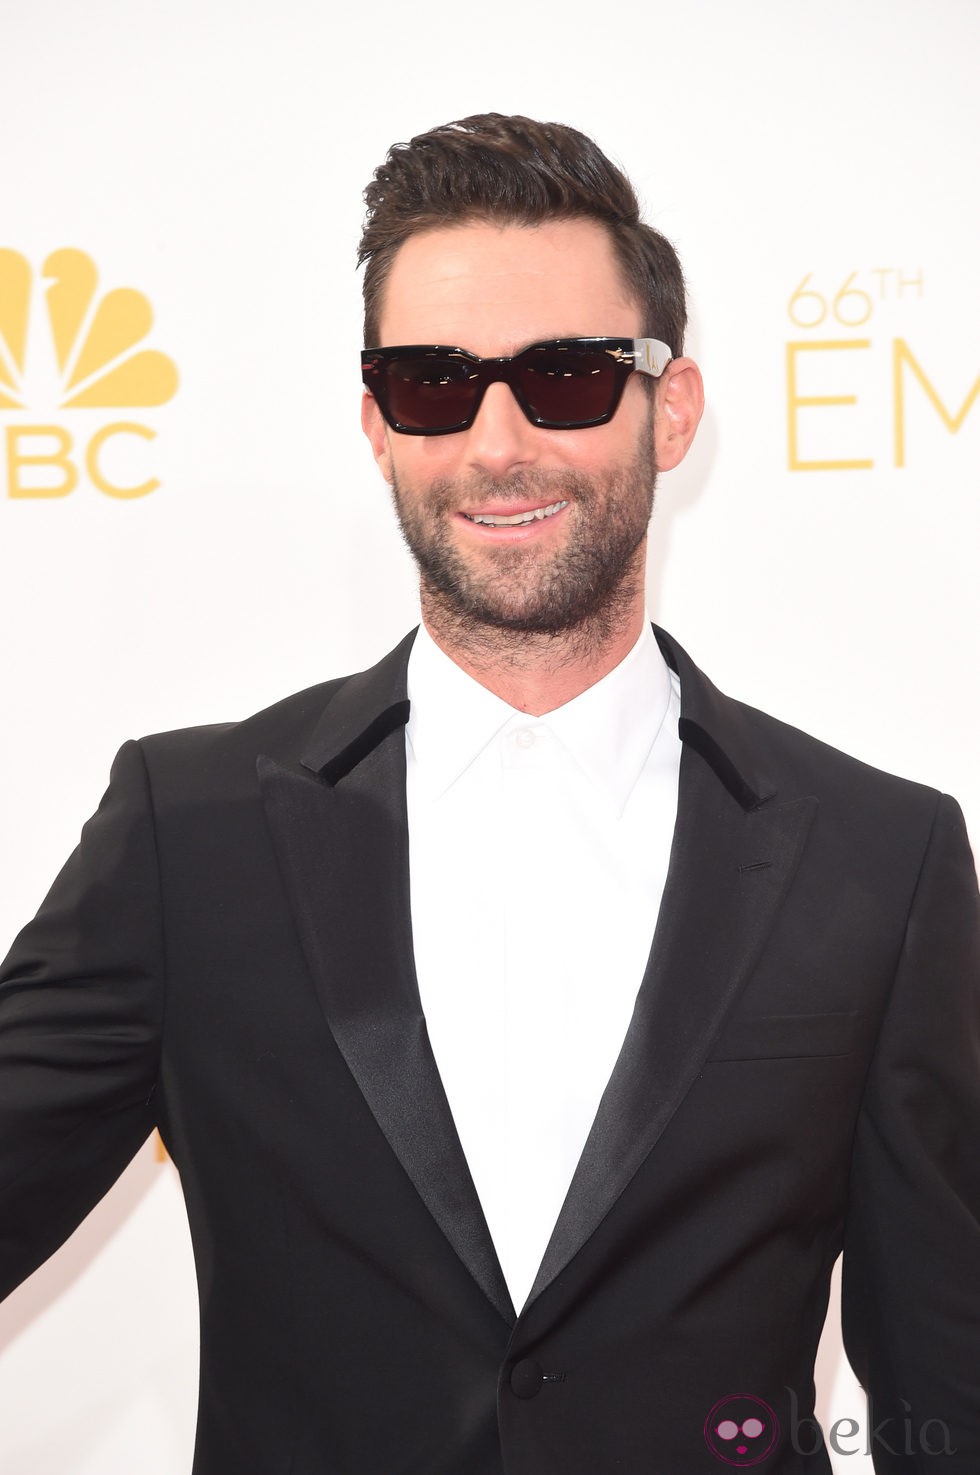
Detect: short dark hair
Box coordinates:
(358, 113, 687, 355)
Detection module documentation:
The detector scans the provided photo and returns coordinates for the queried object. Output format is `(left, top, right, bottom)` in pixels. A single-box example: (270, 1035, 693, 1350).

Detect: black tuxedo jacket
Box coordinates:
(1, 627, 978, 1474)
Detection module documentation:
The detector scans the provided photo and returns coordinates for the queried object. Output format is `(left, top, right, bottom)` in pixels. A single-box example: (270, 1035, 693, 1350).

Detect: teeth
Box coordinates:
(467, 500, 568, 526)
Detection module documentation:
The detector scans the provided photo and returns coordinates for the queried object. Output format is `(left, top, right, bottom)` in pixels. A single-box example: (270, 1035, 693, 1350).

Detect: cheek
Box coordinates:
(377, 441, 394, 484)
(388, 436, 464, 491)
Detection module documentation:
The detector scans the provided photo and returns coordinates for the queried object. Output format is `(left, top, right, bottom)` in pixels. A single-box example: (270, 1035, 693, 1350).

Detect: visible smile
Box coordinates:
(461, 500, 568, 526)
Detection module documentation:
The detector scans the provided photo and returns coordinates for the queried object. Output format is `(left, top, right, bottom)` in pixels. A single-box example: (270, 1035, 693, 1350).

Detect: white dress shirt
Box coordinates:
(405, 620, 682, 1310)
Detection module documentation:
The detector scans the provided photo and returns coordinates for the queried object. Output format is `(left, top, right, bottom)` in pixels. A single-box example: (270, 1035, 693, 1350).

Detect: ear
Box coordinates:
(361, 390, 394, 483)
(653, 357, 704, 472)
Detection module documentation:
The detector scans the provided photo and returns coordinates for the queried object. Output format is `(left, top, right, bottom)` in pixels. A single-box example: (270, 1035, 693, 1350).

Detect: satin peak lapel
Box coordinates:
(527, 629, 818, 1305)
(258, 633, 514, 1325)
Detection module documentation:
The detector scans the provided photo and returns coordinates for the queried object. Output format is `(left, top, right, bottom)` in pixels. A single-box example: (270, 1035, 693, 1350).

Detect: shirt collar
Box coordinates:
(406, 620, 675, 815)
(406, 622, 515, 796)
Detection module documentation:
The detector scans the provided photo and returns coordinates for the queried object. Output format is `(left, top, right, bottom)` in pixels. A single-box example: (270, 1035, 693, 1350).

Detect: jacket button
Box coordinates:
(510, 1358, 544, 1399)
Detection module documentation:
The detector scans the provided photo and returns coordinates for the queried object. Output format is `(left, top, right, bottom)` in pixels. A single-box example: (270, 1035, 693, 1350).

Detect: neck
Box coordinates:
(418, 581, 648, 717)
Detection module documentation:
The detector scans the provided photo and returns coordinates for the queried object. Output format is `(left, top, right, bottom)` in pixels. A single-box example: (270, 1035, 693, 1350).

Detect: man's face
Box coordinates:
(362, 218, 660, 638)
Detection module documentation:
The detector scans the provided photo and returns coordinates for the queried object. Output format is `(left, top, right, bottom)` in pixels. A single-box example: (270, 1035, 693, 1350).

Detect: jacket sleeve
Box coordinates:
(0, 739, 165, 1299)
(842, 792, 980, 1470)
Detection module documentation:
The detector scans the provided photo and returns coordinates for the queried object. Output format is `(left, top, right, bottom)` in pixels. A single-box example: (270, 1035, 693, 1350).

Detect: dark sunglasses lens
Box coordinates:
(518, 347, 619, 425)
(381, 355, 480, 431)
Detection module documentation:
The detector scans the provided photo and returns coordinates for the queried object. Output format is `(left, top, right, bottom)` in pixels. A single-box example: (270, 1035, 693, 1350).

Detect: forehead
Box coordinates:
(377, 218, 642, 354)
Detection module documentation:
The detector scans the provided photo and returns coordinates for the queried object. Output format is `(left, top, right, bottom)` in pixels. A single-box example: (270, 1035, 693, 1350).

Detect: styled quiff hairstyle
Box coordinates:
(358, 113, 687, 355)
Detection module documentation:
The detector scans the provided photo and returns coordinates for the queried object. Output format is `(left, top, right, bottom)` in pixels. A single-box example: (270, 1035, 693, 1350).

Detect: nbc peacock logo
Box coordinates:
(0, 247, 178, 499)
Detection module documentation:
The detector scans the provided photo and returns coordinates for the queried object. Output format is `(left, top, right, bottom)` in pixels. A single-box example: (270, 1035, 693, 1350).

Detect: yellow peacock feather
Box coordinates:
(0, 248, 177, 408)
(0, 249, 30, 408)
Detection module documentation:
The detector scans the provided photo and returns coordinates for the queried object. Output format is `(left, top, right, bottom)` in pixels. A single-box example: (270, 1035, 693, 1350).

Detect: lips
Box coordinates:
(461, 499, 568, 526)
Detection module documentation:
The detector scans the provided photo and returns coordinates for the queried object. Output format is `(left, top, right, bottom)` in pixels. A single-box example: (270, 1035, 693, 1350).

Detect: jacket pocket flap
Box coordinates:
(707, 1010, 865, 1061)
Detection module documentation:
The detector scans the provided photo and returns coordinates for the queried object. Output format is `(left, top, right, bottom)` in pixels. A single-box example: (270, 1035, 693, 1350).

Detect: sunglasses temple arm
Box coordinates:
(633, 339, 673, 377)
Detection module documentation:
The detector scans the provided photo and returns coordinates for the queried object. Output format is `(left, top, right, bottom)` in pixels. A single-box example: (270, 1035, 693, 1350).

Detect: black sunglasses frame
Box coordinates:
(361, 337, 672, 436)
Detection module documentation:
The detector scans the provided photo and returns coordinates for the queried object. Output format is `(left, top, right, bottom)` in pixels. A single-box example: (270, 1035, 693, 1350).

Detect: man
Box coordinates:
(1, 114, 978, 1474)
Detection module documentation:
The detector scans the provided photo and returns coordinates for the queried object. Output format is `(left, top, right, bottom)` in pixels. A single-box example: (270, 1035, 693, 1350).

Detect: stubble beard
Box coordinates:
(389, 418, 657, 664)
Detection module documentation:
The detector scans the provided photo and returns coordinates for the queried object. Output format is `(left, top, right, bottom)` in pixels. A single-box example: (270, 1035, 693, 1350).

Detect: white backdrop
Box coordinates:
(1, 1, 977, 1470)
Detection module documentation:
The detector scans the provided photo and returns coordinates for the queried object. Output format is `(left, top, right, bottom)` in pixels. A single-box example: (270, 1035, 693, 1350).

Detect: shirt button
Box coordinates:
(509, 1358, 544, 1399)
(515, 729, 536, 750)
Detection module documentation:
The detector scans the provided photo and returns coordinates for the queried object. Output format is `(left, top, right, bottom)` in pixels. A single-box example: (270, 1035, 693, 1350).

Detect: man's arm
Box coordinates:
(842, 792, 980, 1470)
(0, 740, 164, 1298)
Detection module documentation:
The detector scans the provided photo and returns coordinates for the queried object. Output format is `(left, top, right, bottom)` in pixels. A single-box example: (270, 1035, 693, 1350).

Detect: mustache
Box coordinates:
(426, 468, 597, 509)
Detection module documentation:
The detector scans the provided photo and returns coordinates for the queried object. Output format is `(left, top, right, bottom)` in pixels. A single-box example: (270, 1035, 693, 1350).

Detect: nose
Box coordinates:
(463, 380, 540, 477)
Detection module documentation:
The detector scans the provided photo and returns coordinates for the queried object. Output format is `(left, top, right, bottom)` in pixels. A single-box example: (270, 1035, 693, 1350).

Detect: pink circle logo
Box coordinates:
(704, 1393, 780, 1466)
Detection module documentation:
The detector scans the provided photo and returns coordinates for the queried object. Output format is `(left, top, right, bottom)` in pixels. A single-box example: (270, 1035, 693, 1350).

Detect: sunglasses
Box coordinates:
(361, 337, 672, 436)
